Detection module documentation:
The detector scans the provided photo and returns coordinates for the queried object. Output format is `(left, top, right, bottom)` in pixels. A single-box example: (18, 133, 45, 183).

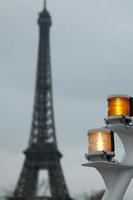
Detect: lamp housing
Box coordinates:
(87, 128, 115, 161)
(108, 95, 133, 117)
(105, 95, 133, 125)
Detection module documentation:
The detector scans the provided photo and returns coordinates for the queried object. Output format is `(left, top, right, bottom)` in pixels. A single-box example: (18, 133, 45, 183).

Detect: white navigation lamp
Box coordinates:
(86, 128, 115, 161)
(105, 95, 133, 125)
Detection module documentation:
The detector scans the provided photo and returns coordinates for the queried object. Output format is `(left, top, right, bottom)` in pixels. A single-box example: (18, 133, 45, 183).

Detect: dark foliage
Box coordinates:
(82, 190, 105, 200)
(89, 190, 105, 200)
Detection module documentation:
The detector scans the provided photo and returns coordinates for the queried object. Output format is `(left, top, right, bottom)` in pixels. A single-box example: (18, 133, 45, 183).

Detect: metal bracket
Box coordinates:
(83, 161, 133, 200)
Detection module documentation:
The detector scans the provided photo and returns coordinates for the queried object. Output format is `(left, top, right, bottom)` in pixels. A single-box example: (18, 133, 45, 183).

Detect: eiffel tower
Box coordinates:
(8, 1, 72, 200)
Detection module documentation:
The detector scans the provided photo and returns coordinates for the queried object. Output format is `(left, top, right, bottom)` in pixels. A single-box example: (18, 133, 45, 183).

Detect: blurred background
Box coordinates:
(0, 0, 133, 199)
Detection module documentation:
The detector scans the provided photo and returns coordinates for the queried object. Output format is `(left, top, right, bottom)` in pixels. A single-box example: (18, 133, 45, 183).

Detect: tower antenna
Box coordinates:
(44, 0, 47, 9)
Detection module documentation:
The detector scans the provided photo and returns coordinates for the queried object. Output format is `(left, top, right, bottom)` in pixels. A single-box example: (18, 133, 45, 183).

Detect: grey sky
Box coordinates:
(1, 0, 133, 199)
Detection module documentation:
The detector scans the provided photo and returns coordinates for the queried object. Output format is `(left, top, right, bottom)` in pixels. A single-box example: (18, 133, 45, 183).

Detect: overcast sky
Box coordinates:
(1, 0, 133, 199)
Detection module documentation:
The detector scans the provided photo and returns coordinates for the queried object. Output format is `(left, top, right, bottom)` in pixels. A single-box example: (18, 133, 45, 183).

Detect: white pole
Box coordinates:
(83, 161, 133, 200)
(83, 123, 133, 200)
(102, 169, 133, 200)
(102, 123, 133, 200)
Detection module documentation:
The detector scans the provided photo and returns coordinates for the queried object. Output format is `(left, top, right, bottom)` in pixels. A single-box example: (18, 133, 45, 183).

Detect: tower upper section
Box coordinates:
(38, 0, 52, 26)
(28, 1, 56, 146)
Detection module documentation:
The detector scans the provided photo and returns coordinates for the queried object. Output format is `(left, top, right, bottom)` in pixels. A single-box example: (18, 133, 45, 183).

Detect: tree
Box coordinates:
(82, 190, 105, 200)
(0, 187, 13, 200)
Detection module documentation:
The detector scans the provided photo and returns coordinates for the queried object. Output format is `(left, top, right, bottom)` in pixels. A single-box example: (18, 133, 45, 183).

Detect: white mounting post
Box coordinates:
(83, 119, 133, 200)
(107, 124, 133, 164)
(83, 161, 133, 200)
(102, 122, 133, 200)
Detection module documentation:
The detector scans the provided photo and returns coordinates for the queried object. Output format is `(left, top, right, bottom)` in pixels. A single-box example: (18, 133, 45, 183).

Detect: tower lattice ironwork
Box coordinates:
(8, 2, 72, 200)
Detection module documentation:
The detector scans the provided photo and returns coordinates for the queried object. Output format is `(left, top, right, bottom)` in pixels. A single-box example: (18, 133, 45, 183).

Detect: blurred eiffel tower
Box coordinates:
(8, 1, 72, 200)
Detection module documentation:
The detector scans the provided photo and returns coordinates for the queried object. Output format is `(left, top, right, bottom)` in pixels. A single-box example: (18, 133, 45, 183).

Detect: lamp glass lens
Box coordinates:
(108, 96, 130, 117)
(88, 130, 112, 152)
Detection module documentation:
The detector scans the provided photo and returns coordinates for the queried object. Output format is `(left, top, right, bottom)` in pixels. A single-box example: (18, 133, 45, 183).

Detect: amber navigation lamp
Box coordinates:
(86, 128, 115, 161)
(105, 95, 133, 125)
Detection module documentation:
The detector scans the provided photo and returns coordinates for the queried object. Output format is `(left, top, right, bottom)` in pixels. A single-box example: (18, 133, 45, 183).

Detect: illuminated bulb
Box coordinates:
(107, 95, 133, 117)
(88, 129, 114, 153)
